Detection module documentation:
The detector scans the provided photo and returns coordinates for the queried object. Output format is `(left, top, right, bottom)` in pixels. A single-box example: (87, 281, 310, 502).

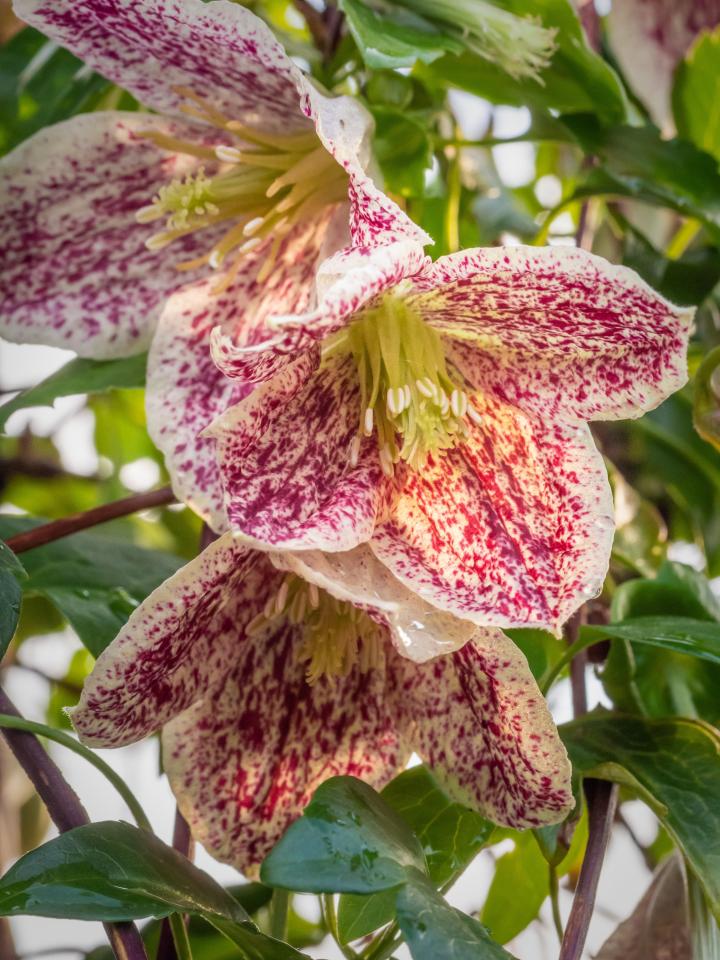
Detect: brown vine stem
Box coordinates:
(0, 687, 148, 960)
(4, 486, 176, 554)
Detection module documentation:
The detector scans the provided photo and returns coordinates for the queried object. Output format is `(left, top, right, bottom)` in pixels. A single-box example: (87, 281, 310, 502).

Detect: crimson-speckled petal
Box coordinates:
(392, 631, 573, 827)
(608, 0, 720, 126)
(14, 0, 305, 125)
(211, 355, 388, 551)
(370, 396, 614, 632)
(0, 112, 219, 358)
(409, 246, 692, 423)
(70, 535, 278, 747)
(147, 218, 330, 531)
(270, 545, 476, 663)
(162, 623, 408, 873)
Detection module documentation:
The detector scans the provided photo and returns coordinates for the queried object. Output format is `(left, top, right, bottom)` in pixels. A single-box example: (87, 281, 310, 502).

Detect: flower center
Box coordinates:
(324, 294, 482, 474)
(136, 87, 348, 291)
(247, 575, 385, 684)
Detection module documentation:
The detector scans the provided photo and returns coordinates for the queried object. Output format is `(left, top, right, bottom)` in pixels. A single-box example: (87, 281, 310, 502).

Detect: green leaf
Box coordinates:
(562, 116, 720, 242)
(396, 873, 515, 960)
(339, 0, 462, 69)
(694, 346, 720, 454)
(0, 821, 249, 924)
(673, 26, 720, 162)
(0, 570, 21, 659)
(480, 833, 548, 944)
(337, 766, 492, 942)
(370, 106, 433, 197)
(0, 516, 183, 656)
(582, 617, 720, 666)
(561, 714, 720, 919)
(261, 776, 427, 894)
(421, 0, 627, 122)
(0, 353, 148, 433)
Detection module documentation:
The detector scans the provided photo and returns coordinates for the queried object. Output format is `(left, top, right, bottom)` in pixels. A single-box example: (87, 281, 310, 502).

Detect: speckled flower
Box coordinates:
(1, 0, 427, 528)
(608, 0, 720, 128)
(209, 244, 693, 633)
(70, 533, 573, 873)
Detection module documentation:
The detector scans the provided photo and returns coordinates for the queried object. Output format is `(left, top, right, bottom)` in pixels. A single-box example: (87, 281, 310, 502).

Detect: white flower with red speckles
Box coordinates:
(1, 0, 427, 529)
(70, 533, 573, 874)
(208, 242, 693, 633)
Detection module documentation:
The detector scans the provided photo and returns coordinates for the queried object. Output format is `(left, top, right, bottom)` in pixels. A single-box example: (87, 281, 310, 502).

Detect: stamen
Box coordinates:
(322, 294, 481, 472)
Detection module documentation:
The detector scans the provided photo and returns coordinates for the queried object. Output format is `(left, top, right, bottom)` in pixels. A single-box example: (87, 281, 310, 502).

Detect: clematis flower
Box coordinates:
(608, 0, 720, 128)
(2, 0, 427, 527)
(70, 533, 572, 872)
(208, 244, 693, 633)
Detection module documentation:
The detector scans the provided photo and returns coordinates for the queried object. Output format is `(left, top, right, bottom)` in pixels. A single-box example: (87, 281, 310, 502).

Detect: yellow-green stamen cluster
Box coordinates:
(246, 574, 384, 684)
(325, 294, 482, 473)
(136, 87, 348, 290)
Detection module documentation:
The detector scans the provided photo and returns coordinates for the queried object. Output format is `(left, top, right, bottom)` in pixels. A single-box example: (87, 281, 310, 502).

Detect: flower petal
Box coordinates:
(370, 396, 614, 632)
(71, 534, 277, 747)
(409, 245, 692, 423)
(608, 0, 719, 127)
(212, 355, 387, 551)
(162, 625, 408, 872)
(393, 630, 573, 827)
(1, 111, 218, 358)
(270, 544, 476, 663)
(15, 0, 305, 124)
(148, 218, 330, 531)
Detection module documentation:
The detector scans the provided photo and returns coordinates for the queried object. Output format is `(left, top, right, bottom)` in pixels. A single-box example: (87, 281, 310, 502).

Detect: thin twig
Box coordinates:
(558, 780, 618, 960)
(565, 609, 588, 717)
(0, 916, 18, 960)
(4, 486, 176, 554)
(0, 457, 99, 482)
(0, 688, 148, 960)
(291, 0, 327, 49)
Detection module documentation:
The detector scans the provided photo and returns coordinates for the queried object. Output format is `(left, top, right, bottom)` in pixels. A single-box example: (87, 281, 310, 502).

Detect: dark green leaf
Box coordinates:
(261, 776, 427, 894)
(370, 106, 433, 197)
(694, 346, 720, 454)
(397, 873, 515, 960)
(673, 26, 720, 161)
(562, 116, 720, 242)
(339, 0, 462, 69)
(0, 570, 21, 659)
(0, 354, 148, 432)
(0, 821, 249, 923)
(0, 516, 183, 656)
(582, 617, 720, 666)
(561, 714, 720, 918)
(338, 766, 492, 941)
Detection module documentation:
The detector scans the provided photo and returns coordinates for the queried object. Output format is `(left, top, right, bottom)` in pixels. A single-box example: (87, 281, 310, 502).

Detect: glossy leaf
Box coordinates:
(0, 354, 148, 432)
(261, 777, 427, 894)
(370, 106, 433, 197)
(694, 346, 720, 454)
(582, 618, 720, 666)
(561, 714, 720, 918)
(397, 873, 515, 960)
(0, 821, 249, 923)
(0, 570, 21, 659)
(673, 26, 720, 162)
(337, 766, 492, 942)
(0, 516, 183, 656)
(339, 0, 461, 69)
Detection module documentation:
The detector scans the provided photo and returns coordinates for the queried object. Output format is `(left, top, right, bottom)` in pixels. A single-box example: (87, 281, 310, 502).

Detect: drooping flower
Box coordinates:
(608, 0, 720, 128)
(208, 243, 693, 632)
(70, 534, 572, 872)
(2, 0, 427, 527)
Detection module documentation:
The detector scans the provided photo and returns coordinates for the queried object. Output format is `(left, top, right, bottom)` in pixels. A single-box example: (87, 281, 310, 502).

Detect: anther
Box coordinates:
(215, 145, 243, 163)
(275, 579, 289, 614)
(349, 435, 361, 467)
(450, 389, 468, 418)
(135, 204, 163, 224)
(416, 378, 434, 399)
(363, 407, 374, 436)
(243, 217, 265, 237)
(379, 445, 394, 477)
(308, 583, 320, 609)
(467, 405, 484, 426)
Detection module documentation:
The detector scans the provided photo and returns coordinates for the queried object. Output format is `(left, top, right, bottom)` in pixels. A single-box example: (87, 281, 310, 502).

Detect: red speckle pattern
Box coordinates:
(73, 534, 572, 873)
(214, 244, 691, 629)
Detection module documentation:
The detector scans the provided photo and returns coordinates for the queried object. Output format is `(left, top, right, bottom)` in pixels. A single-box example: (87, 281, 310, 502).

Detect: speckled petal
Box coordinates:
(14, 0, 305, 125)
(211, 355, 387, 551)
(270, 545, 476, 663)
(162, 622, 408, 873)
(371, 396, 614, 632)
(147, 218, 330, 531)
(269, 239, 431, 349)
(392, 631, 573, 827)
(0, 112, 220, 358)
(608, 0, 720, 126)
(408, 246, 692, 423)
(71, 534, 277, 747)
